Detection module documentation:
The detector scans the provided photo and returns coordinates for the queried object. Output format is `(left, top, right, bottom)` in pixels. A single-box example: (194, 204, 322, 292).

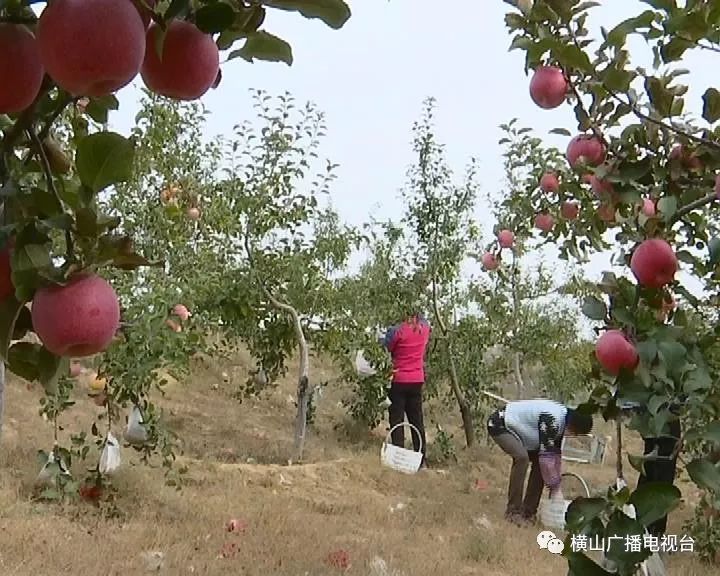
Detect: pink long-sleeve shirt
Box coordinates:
(383, 317, 431, 384)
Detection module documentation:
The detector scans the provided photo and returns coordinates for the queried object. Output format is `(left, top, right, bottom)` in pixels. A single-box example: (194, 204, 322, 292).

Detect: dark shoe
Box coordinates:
(504, 512, 524, 526)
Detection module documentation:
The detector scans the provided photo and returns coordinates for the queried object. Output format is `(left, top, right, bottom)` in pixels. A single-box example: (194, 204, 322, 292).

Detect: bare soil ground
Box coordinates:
(0, 350, 714, 575)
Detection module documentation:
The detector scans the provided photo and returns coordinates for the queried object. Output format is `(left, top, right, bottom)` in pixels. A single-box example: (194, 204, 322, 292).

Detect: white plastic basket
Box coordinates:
(380, 422, 424, 475)
(540, 472, 591, 531)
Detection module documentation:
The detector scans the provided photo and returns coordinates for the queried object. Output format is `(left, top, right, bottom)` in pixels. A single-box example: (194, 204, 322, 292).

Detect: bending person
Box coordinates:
(487, 398, 593, 526)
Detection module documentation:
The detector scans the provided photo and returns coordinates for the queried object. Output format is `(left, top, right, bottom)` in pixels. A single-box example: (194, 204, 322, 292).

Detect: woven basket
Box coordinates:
(380, 423, 424, 475)
(539, 472, 591, 531)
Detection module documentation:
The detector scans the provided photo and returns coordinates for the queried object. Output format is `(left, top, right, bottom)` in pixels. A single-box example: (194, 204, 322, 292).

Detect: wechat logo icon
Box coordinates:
(537, 530, 565, 555)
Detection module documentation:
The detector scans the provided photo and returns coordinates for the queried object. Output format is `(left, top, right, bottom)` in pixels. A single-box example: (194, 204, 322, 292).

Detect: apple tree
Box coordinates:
(500, 0, 720, 570)
(401, 96, 481, 446)
(202, 90, 359, 462)
(0, 0, 351, 492)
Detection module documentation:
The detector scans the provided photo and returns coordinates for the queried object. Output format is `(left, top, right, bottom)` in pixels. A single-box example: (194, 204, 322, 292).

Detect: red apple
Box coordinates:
(588, 174, 615, 197)
(497, 229, 514, 249)
(595, 330, 638, 375)
(481, 252, 499, 271)
(187, 207, 201, 221)
(529, 66, 568, 109)
(534, 213, 555, 232)
(37, 0, 146, 97)
(641, 198, 656, 217)
(141, 20, 219, 101)
(173, 303, 190, 321)
(540, 172, 560, 193)
(630, 238, 678, 288)
(326, 550, 351, 571)
(31, 274, 121, 357)
(0, 24, 45, 114)
(670, 144, 703, 171)
(567, 135, 606, 168)
(561, 201, 579, 220)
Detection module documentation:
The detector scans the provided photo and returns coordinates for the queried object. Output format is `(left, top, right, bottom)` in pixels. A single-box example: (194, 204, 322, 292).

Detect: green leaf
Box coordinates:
(165, 0, 190, 21)
(195, 2, 236, 34)
(76, 132, 135, 193)
(657, 340, 687, 372)
(6, 341, 41, 382)
(85, 95, 119, 124)
(566, 497, 607, 532)
(606, 11, 656, 47)
(0, 296, 25, 360)
(645, 76, 674, 117)
(604, 510, 650, 567)
(262, 0, 351, 29)
(629, 482, 681, 527)
(702, 88, 720, 123)
(582, 295, 607, 320)
(550, 127, 572, 136)
(685, 421, 720, 445)
(230, 31, 293, 65)
(657, 196, 678, 221)
(660, 37, 693, 63)
(38, 348, 67, 394)
(708, 237, 720, 266)
(636, 340, 657, 364)
(686, 458, 720, 493)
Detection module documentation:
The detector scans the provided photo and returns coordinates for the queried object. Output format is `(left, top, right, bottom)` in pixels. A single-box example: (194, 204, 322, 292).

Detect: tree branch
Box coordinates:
(26, 127, 75, 261)
(566, 22, 720, 152)
(667, 192, 717, 226)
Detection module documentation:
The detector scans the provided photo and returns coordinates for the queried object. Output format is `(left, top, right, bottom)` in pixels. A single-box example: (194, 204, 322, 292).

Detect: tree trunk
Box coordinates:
(512, 352, 524, 395)
(292, 325, 310, 462)
(0, 360, 4, 446)
(430, 282, 474, 447)
(446, 341, 474, 447)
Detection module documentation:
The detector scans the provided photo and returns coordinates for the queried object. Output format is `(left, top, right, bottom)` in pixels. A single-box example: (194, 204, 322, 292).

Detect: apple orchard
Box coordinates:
(0, 0, 352, 493)
(2, 0, 720, 572)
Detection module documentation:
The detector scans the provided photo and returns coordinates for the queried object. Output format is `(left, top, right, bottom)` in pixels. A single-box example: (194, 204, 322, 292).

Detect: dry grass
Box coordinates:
(0, 351, 714, 576)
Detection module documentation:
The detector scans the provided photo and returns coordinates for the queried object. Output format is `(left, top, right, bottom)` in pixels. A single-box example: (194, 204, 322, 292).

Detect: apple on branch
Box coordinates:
(529, 66, 568, 110)
(497, 229, 514, 249)
(540, 172, 559, 193)
(630, 238, 678, 289)
(560, 201, 579, 220)
(31, 274, 121, 357)
(534, 212, 554, 233)
(595, 330, 639, 375)
(37, 0, 146, 97)
(0, 23, 45, 114)
(481, 252, 499, 271)
(567, 135, 606, 169)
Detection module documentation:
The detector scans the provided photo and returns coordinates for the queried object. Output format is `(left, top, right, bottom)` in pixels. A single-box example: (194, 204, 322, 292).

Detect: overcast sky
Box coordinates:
(105, 1, 713, 305)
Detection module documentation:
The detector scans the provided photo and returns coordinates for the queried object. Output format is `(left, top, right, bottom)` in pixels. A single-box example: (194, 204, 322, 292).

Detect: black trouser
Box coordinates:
(637, 419, 681, 536)
(388, 383, 426, 461)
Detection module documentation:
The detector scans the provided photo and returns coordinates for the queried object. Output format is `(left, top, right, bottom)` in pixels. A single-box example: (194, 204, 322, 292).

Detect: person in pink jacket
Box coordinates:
(383, 313, 432, 467)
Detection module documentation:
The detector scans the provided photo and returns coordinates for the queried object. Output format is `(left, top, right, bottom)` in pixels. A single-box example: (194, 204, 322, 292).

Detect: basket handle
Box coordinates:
(384, 422, 423, 454)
